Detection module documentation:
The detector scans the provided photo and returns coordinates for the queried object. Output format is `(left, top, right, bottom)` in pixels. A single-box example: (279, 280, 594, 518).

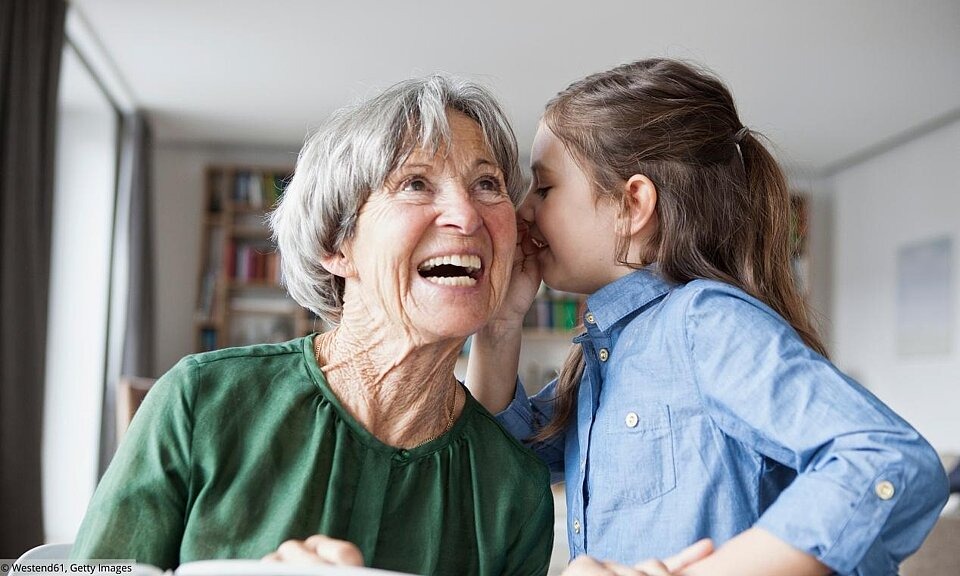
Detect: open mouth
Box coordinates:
(417, 254, 482, 287)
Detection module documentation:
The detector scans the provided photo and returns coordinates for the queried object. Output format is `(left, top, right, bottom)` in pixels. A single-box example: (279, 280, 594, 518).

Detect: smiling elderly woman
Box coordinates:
(71, 76, 553, 575)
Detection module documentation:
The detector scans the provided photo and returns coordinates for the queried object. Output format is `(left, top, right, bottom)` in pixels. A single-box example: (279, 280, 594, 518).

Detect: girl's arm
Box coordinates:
(466, 318, 525, 413)
(680, 528, 829, 576)
(466, 218, 542, 412)
(683, 284, 948, 575)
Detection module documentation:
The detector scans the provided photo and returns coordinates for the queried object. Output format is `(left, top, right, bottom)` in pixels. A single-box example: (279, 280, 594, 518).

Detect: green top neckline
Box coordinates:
(300, 334, 475, 458)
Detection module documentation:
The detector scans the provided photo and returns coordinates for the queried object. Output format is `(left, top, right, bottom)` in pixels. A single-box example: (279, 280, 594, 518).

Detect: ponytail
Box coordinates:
(738, 132, 827, 357)
(532, 327, 585, 443)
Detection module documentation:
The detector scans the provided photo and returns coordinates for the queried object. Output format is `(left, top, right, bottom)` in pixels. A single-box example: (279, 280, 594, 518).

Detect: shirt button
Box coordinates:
(875, 480, 896, 500)
(625, 412, 639, 428)
(397, 449, 410, 461)
(598, 348, 609, 362)
(585, 312, 596, 324)
(572, 519, 581, 534)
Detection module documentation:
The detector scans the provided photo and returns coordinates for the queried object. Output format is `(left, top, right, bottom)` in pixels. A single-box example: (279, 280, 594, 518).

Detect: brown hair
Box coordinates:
(534, 58, 826, 442)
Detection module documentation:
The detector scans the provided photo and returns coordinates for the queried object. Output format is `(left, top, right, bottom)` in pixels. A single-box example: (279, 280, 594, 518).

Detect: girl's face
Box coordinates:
(519, 122, 632, 295)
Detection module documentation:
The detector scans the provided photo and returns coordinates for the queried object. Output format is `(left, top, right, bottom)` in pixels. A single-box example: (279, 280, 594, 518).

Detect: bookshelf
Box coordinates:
(194, 165, 316, 352)
(523, 284, 585, 334)
(454, 284, 583, 390)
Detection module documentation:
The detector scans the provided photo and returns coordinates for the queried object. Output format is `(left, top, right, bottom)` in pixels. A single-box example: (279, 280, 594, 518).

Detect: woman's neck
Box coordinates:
(313, 321, 464, 448)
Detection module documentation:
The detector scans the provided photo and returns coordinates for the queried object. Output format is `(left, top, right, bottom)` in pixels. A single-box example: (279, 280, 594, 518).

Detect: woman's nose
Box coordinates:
(436, 187, 482, 234)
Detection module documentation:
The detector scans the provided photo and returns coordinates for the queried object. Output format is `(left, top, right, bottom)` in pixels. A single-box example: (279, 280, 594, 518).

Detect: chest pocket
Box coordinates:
(589, 404, 676, 510)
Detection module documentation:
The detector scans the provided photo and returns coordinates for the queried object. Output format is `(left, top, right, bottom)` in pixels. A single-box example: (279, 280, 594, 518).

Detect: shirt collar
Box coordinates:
(585, 267, 673, 332)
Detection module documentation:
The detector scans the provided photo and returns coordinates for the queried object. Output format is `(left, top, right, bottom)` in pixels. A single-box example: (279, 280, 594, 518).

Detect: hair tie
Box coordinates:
(734, 126, 749, 143)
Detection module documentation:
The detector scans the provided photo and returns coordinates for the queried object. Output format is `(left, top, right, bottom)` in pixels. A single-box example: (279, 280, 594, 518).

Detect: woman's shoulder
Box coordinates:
(154, 336, 315, 408)
(462, 395, 551, 481)
(186, 337, 307, 368)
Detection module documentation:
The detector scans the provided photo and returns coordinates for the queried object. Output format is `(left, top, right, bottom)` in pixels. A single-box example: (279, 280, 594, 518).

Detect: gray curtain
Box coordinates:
(0, 0, 66, 557)
(99, 112, 155, 473)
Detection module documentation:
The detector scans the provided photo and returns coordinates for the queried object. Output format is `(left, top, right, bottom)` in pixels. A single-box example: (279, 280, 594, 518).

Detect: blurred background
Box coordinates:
(2, 0, 958, 568)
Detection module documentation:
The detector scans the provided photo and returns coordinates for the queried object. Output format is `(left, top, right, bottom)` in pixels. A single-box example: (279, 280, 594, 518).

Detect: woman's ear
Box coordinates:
(622, 174, 658, 236)
(319, 249, 357, 279)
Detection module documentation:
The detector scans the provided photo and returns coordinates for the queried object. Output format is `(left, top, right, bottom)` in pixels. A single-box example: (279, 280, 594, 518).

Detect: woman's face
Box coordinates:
(339, 111, 516, 344)
(519, 122, 627, 294)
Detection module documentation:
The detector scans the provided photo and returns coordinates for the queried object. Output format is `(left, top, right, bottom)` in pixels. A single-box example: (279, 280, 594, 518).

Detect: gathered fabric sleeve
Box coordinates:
(495, 378, 566, 484)
(71, 356, 197, 570)
(501, 482, 555, 576)
(684, 286, 948, 575)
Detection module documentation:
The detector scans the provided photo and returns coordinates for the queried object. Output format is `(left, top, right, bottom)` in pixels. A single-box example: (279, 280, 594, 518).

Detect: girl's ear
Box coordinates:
(319, 249, 357, 279)
(622, 174, 658, 236)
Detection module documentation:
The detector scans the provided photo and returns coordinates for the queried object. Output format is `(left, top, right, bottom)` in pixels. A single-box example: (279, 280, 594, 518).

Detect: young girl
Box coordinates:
(466, 58, 948, 575)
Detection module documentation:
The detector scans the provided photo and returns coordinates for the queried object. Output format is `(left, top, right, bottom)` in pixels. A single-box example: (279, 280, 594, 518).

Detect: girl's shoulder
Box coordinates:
(666, 277, 777, 314)
(655, 278, 789, 335)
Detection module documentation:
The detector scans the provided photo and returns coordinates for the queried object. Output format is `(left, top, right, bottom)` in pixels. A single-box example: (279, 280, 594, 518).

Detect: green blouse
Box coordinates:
(72, 336, 553, 575)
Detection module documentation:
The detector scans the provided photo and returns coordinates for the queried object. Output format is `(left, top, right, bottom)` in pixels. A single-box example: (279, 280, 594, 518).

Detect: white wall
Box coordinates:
(153, 143, 298, 373)
(829, 119, 960, 453)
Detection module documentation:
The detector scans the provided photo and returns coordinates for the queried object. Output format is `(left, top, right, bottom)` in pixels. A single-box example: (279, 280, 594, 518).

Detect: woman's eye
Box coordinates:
(401, 178, 429, 192)
(476, 177, 504, 193)
(535, 186, 552, 198)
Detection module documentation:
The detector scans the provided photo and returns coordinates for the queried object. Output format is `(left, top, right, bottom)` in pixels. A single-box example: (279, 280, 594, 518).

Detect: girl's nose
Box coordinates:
(518, 191, 538, 224)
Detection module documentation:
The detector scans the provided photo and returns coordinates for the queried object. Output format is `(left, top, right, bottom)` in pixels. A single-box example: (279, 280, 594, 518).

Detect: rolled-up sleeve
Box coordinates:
(496, 378, 566, 483)
(684, 287, 948, 575)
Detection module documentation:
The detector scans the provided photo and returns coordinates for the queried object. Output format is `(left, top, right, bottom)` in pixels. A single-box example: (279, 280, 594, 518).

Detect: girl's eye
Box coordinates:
(535, 187, 552, 198)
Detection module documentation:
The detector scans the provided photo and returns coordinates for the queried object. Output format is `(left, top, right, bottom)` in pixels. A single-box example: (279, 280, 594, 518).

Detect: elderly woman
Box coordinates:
(71, 75, 553, 575)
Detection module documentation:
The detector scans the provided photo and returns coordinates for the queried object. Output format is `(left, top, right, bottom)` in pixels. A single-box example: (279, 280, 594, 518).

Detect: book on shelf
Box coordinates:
(230, 295, 300, 314)
(199, 328, 218, 352)
(232, 170, 290, 210)
(226, 241, 282, 285)
(523, 284, 583, 332)
(195, 270, 218, 321)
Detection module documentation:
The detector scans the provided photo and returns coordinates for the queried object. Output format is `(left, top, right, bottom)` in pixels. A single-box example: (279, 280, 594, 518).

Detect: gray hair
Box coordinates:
(269, 74, 523, 326)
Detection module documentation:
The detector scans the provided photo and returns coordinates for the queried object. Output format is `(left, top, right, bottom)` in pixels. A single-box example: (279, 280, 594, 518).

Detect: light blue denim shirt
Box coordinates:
(497, 269, 947, 575)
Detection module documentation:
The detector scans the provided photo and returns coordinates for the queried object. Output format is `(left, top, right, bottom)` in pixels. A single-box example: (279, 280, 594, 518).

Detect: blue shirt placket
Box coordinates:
(570, 316, 612, 557)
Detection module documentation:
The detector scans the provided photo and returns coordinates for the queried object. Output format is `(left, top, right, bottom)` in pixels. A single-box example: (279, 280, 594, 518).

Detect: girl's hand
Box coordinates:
(562, 556, 644, 576)
(466, 217, 542, 413)
(634, 539, 714, 575)
(560, 539, 714, 576)
(261, 535, 363, 566)
(491, 217, 543, 328)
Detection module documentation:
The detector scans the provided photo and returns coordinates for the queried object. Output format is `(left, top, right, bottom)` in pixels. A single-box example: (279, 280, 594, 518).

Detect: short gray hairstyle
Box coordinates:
(270, 74, 524, 326)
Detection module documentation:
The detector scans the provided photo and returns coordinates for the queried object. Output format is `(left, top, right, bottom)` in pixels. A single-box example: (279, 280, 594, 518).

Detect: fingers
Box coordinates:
(661, 538, 714, 572)
(515, 216, 542, 258)
(261, 535, 364, 566)
(563, 539, 716, 576)
(304, 534, 364, 566)
(633, 558, 671, 576)
(265, 539, 326, 564)
(563, 555, 650, 576)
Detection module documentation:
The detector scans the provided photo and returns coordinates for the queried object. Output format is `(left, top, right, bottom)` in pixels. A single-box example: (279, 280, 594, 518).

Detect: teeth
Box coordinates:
(418, 254, 482, 272)
(425, 276, 478, 287)
(531, 238, 547, 249)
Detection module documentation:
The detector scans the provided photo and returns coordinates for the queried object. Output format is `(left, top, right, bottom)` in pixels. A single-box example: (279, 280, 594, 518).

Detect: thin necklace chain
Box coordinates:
(314, 336, 461, 448)
(411, 382, 460, 448)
